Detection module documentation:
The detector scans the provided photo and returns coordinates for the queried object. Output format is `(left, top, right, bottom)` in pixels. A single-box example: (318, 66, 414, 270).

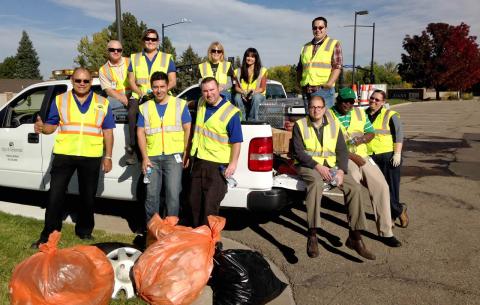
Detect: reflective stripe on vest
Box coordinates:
(198, 61, 230, 86)
(190, 99, 239, 163)
(235, 67, 267, 95)
(54, 91, 108, 157)
(131, 51, 171, 98)
(297, 113, 339, 167)
(300, 37, 337, 87)
(367, 107, 397, 155)
(140, 96, 187, 155)
(99, 57, 131, 95)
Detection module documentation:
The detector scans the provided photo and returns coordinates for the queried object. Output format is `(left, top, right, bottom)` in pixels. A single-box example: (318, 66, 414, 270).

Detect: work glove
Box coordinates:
(391, 152, 401, 167)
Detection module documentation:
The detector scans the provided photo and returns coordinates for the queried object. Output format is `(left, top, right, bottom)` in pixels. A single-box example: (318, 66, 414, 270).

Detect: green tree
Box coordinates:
(14, 31, 41, 79)
(176, 45, 202, 92)
(162, 36, 177, 61)
(75, 12, 148, 72)
(234, 56, 241, 69)
(108, 12, 147, 57)
(75, 28, 110, 71)
(0, 56, 17, 78)
(267, 65, 300, 94)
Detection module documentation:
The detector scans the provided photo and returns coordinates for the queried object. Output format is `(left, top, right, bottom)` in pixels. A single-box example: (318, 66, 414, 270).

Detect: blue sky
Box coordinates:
(1, 0, 478, 79)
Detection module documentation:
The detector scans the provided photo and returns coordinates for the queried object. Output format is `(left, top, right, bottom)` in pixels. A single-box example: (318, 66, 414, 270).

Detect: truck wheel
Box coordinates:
(94, 242, 142, 299)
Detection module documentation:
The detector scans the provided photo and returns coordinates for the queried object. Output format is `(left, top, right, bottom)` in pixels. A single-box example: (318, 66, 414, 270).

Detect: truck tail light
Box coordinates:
(248, 137, 273, 172)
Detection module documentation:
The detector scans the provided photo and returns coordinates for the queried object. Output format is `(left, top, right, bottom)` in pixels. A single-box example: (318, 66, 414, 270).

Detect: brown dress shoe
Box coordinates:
(346, 237, 376, 260)
(307, 235, 319, 258)
(398, 204, 409, 228)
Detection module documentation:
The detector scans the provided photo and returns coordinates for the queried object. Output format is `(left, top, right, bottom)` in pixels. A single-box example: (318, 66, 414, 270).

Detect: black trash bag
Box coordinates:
(209, 248, 288, 305)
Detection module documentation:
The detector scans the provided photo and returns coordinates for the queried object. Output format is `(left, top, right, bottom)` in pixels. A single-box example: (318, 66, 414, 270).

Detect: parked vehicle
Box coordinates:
(0, 78, 298, 212)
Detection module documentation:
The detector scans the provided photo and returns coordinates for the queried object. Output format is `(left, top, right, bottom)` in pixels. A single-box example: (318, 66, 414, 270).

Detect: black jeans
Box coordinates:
(127, 98, 139, 147)
(371, 152, 403, 219)
(40, 154, 101, 241)
(187, 158, 227, 228)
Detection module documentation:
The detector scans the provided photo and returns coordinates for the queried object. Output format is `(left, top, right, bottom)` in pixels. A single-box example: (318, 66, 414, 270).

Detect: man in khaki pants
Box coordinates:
(330, 88, 402, 248)
(292, 95, 375, 260)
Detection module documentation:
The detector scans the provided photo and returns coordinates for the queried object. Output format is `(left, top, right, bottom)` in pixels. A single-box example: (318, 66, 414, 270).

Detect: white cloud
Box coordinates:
(2, 0, 479, 80)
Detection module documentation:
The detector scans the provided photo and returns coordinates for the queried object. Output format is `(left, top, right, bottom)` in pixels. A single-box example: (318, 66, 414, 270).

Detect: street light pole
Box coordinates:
(352, 10, 368, 86)
(370, 22, 376, 84)
(115, 0, 122, 42)
(161, 18, 192, 52)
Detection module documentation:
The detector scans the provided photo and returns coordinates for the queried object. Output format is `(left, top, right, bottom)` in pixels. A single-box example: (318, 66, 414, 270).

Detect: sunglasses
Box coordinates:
(73, 79, 90, 84)
(369, 97, 383, 102)
(108, 48, 123, 53)
(211, 49, 223, 54)
(143, 37, 158, 42)
(341, 100, 355, 104)
(312, 26, 325, 31)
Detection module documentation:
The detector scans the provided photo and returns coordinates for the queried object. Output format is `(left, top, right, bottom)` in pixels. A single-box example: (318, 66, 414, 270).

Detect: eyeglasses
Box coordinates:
(143, 37, 158, 42)
(309, 106, 325, 110)
(369, 97, 384, 102)
(73, 79, 90, 84)
(108, 48, 123, 53)
(211, 49, 223, 54)
(312, 26, 325, 31)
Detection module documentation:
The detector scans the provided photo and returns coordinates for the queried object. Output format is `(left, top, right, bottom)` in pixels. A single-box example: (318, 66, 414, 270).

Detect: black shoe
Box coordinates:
(77, 234, 94, 240)
(30, 239, 46, 249)
(382, 236, 402, 247)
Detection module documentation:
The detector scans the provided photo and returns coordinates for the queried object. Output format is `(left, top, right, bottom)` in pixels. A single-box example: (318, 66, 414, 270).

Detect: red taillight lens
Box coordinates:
(248, 137, 273, 172)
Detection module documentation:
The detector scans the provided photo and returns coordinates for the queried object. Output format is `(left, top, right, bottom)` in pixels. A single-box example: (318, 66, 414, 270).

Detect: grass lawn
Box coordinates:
(0, 211, 147, 304)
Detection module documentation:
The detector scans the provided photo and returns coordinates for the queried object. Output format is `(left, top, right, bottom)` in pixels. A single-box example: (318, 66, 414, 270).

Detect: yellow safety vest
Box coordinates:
(53, 91, 109, 157)
(367, 107, 398, 155)
(139, 96, 187, 156)
(235, 67, 267, 96)
(130, 51, 172, 98)
(198, 61, 231, 86)
(300, 37, 337, 87)
(296, 111, 339, 167)
(190, 99, 239, 163)
(99, 57, 132, 96)
(330, 108, 369, 157)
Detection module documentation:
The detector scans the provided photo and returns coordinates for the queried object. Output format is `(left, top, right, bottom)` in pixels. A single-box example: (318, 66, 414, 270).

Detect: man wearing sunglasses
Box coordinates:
(126, 29, 177, 164)
(31, 67, 115, 248)
(100, 40, 133, 164)
(292, 95, 375, 260)
(297, 16, 343, 110)
(330, 88, 402, 248)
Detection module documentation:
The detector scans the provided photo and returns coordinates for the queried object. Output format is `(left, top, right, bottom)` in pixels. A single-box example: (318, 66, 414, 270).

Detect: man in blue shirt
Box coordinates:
(187, 77, 243, 227)
(137, 72, 191, 223)
(31, 67, 115, 248)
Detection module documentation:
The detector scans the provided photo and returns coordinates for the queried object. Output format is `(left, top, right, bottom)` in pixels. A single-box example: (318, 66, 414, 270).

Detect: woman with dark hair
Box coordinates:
(366, 89, 409, 228)
(233, 48, 267, 121)
(198, 41, 236, 101)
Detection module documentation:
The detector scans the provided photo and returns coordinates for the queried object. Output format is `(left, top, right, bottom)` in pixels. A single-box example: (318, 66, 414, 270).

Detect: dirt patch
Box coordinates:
(404, 138, 470, 153)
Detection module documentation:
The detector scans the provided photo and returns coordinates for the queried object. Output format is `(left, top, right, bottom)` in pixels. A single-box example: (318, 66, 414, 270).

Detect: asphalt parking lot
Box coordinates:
(1, 100, 479, 305)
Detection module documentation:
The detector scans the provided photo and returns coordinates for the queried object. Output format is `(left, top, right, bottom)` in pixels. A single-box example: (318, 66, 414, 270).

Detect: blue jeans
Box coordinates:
(303, 87, 335, 110)
(234, 93, 265, 121)
(145, 154, 183, 223)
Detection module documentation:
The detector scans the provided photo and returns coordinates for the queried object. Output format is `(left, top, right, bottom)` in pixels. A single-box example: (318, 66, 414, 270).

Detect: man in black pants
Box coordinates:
(32, 68, 115, 248)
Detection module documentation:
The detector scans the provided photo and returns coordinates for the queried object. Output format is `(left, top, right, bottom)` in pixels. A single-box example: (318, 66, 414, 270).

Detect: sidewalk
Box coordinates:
(0, 202, 295, 305)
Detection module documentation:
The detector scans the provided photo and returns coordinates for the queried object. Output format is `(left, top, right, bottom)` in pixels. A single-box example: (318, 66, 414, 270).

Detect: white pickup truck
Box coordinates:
(0, 78, 302, 212)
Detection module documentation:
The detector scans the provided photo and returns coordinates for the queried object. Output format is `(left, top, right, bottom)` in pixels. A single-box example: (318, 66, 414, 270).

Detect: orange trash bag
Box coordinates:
(134, 215, 226, 305)
(146, 214, 191, 247)
(9, 231, 114, 305)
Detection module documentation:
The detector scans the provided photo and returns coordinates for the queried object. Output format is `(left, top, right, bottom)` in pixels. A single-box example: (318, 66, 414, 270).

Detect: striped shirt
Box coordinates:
(331, 107, 375, 133)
